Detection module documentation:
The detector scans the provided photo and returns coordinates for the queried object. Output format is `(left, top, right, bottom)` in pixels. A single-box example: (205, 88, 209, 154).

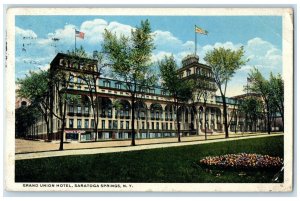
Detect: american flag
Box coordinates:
(195, 25, 208, 35)
(75, 30, 85, 39)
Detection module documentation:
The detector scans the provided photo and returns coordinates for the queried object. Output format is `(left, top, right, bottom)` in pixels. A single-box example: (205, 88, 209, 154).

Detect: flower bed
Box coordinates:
(199, 153, 283, 169)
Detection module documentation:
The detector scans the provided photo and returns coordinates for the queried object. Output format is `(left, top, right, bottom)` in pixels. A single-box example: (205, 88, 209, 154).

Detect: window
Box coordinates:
(77, 77, 81, 84)
(69, 119, 74, 128)
(152, 122, 154, 129)
(91, 119, 95, 128)
(187, 69, 191, 76)
(113, 120, 118, 129)
(70, 75, 74, 82)
(142, 122, 145, 130)
(120, 110, 124, 117)
(77, 105, 82, 114)
(84, 106, 89, 114)
(156, 112, 160, 119)
(151, 111, 154, 119)
(161, 123, 164, 130)
(59, 59, 64, 66)
(102, 120, 105, 129)
(108, 109, 112, 118)
(104, 81, 111, 87)
(85, 119, 89, 128)
(166, 123, 168, 130)
(21, 101, 27, 106)
(115, 83, 121, 89)
(125, 110, 129, 118)
(170, 123, 173, 130)
(126, 121, 129, 129)
(156, 122, 159, 130)
(120, 121, 124, 129)
(77, 119, 82, 128)
(140, 111, 145, 118)
(196, 68, 200, 75)
(69, 105, 74, 113)
(109, 120, 112, 129)
(79, 63, 84, 69)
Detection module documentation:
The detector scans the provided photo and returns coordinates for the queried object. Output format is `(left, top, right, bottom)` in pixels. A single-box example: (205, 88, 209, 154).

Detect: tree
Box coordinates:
(204, 47, 247, 138)
(159, 55, 193, 142)
(247, 70, 284, 133)
(67, 48, 103, 141)
(49, 66, 80, 150)
(247, 68, 273, 134)
(239, 97, 263, 132)
(189, 72, 217, 138)
(16, 70, 52, 141)
(15, 104, 40, 139)
(102, 19, 156, 146)
(269, 73, 284, 130)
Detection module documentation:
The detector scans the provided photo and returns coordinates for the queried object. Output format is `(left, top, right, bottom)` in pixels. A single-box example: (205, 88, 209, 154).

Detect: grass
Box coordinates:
(15, 135, 283, 183)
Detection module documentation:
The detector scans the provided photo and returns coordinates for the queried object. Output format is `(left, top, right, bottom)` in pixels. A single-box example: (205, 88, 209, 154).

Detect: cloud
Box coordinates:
(79, 19, 134, 45)
(15, 26, 37, 39)
(244, 37, 282, 74)
(151, 51, 173, 64)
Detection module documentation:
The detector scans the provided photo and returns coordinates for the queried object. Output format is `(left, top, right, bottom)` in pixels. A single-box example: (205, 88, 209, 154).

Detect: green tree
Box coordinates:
(189, 72, 218, 137)
(269, 73, 284, 130)
(15, 104, 40, 139)
(102, 19, 156, 146)
(50, 67, 80, 150)
(248, 68, 273, 134)
(239, 97, 263, 132)
(16, 70, 52, 140)
(204, 47, 247, 138)
(67, 48, 103, 141)
(159, 55, 193, 142)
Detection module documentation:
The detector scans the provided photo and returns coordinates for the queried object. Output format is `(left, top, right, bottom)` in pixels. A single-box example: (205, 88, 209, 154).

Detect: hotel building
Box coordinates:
(32, 53, 271, 142)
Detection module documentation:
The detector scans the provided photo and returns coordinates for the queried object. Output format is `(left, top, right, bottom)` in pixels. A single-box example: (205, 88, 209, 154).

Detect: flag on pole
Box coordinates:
(75, 30, 85, 39)
(195, 25, 208, 35)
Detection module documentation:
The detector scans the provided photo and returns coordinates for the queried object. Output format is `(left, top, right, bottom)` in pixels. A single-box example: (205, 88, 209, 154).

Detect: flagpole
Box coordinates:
(194, 25, 197, 55)
(74, 29, 77, 55)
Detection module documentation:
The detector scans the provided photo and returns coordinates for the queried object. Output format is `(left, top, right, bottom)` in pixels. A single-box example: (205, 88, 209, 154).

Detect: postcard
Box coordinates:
(5, 7, 293, 192)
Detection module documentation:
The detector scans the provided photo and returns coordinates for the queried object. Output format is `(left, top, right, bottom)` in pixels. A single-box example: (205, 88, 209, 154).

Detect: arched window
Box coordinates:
(21, 101, 27, 107)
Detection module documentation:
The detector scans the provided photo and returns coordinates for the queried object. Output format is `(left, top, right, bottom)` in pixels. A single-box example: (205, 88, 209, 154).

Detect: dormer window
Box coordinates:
(104, 80, 111, 88)
(115, 83, 121, 89)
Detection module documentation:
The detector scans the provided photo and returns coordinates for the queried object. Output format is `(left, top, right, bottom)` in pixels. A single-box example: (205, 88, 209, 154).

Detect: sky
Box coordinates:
(15, 15, 282, 97)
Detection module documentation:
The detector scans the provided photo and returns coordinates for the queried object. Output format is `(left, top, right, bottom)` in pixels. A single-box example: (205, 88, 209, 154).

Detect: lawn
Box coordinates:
(15, 135, 283, 183)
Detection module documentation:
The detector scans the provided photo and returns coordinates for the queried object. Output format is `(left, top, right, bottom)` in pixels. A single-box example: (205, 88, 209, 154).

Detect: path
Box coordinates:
(15, 132, 283, 160)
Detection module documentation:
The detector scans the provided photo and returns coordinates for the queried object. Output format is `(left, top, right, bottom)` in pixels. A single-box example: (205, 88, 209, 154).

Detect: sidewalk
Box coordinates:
(15, 132, 283, 160)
